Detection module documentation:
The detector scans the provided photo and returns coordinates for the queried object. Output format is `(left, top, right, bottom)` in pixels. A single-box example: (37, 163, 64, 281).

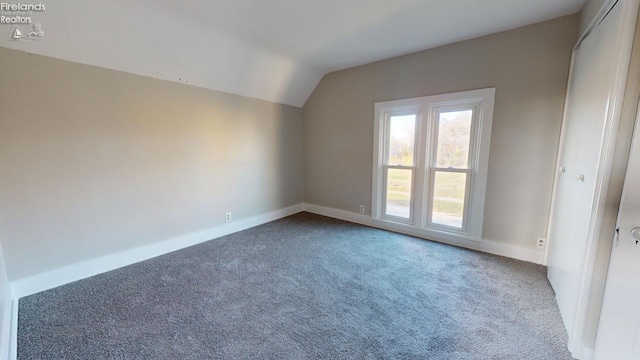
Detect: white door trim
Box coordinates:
(592, 96, 640, 359)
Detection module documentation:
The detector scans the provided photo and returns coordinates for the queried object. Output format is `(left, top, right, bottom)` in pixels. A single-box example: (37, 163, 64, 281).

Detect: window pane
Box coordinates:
(431, 171, 467, 229)
(385, 168, 412, 219)
(436, 110, 473, 168)
(387, 115, 416, 166)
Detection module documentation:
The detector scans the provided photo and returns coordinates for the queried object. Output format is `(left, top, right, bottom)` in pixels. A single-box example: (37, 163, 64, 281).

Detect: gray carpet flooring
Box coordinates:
(18, 212, 571, 359)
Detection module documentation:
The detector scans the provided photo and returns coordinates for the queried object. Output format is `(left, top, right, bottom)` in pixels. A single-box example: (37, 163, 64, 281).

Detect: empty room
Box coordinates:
(2, 0, 640, 359)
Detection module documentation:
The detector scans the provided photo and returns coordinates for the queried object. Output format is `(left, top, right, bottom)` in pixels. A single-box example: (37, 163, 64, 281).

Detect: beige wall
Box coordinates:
(579, 0, 609, 36)
(0, 47, 304, 281)
(303, 15, 578, 250)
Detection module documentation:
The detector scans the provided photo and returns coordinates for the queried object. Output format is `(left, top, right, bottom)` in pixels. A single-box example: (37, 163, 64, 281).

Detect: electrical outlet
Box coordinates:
(359, 205, 365, 214)
(225, 212, 231, 223)
(537, 237, 545, 249)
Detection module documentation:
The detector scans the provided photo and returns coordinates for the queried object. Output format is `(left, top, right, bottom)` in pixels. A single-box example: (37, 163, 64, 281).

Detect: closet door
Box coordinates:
(546, 0, 625, 348)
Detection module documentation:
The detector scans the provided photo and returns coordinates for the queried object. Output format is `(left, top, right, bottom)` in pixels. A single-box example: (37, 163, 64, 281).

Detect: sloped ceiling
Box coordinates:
(0, 0, 584, 107)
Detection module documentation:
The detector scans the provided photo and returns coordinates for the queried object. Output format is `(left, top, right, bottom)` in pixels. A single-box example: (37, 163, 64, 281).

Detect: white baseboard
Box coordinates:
(11, 204, 304, 299)
(8, 298, 18, 360)
(9, 202, 542, 299)
(570, 344, 594, 360)
(303, 203, 544, 264)
(7, 202, 541, 360)
(0, 291, 12, 360)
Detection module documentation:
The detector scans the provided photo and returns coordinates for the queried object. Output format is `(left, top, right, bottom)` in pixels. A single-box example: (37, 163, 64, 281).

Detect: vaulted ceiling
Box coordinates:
(0, 0, 584, 106)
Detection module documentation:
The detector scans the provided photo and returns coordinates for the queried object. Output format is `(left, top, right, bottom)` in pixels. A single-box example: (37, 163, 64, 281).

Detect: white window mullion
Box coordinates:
(413, 111, 428, 228)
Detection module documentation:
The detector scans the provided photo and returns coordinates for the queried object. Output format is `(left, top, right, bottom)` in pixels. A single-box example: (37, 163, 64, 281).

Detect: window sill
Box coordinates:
(370, 217, 482, 244)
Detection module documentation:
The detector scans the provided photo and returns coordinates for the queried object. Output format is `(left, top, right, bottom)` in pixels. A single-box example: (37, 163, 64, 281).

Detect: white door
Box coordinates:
(547, 0, 624, 345)
(594, 111, 640, 359)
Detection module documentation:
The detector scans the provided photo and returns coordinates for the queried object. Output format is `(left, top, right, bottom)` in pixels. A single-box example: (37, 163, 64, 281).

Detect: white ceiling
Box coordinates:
(0, 0, 584, 107)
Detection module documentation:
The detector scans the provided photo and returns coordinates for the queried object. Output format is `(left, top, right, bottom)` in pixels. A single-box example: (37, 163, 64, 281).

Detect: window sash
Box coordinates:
(426, 167, 472, 232)
(430, 106, 479, 171)
(381, 165, 415, 223)
(383, 112, 418, 167)
(381, 110, 419, 223)
(424, 106, 479, 234)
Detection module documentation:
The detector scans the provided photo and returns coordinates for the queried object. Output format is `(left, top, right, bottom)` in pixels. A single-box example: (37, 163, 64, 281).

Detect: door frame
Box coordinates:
(543, 0, 640, 357)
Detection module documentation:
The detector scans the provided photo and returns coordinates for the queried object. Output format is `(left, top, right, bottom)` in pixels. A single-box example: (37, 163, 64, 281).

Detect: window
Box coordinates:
(383, 114, 416, 221)
(372, 88, 495, 241)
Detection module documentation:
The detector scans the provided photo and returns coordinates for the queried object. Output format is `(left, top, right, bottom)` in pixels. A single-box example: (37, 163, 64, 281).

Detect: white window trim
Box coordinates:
(372, 88, 495, 242)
